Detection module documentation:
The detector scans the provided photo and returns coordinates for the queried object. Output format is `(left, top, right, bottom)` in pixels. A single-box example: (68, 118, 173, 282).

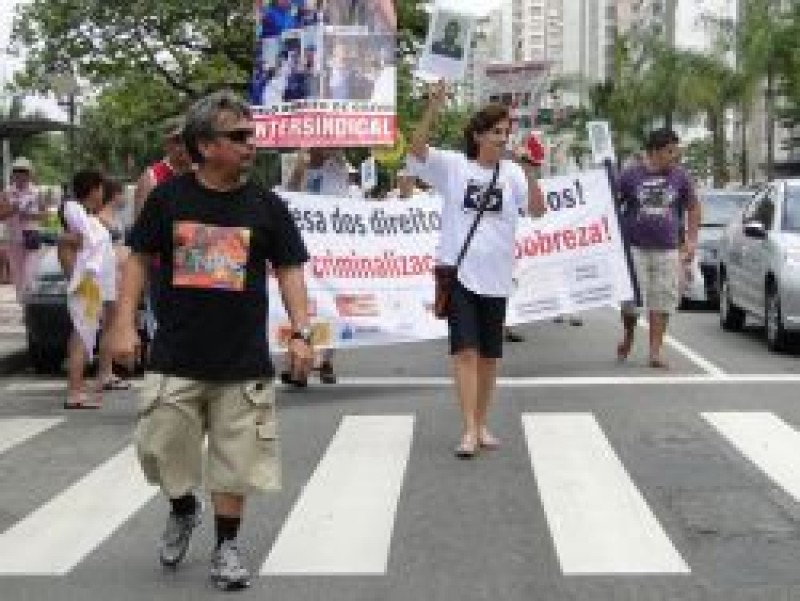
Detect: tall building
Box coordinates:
(627, 0, 677, 42)
(510, 0, 615, 95)
(560, 0, 615, 106)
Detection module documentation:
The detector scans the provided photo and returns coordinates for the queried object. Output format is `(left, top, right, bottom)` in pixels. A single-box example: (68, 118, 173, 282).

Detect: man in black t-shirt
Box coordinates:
(111, 90, 313, 591)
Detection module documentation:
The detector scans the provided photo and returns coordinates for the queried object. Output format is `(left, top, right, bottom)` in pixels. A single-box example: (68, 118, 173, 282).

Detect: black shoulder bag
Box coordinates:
(433, 162, 501, 319)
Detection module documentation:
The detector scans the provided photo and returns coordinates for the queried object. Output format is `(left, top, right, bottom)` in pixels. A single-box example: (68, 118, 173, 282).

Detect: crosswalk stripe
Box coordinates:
(703, 412, 800, 501)
(261, 415, 414, 575)
(0, 445, 157, 575)
(3, 381, 146, 393)
(0, 417, 64, 455)
(522, 413, 690, 575)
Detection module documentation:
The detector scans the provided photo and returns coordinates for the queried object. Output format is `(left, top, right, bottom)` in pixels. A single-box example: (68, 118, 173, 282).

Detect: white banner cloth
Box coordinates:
(269, 169, 633, 350)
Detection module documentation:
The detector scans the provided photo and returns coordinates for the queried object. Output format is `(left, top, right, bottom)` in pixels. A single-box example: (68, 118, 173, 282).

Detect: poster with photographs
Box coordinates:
(251, 0, 397, 148)
(586, 120, 616, 165)
(417, 9, 474, 82)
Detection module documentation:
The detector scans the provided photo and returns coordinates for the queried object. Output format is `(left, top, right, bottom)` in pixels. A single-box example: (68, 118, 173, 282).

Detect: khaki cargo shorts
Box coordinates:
(622, 247, 681, 315)
(134, 374, 280, 498)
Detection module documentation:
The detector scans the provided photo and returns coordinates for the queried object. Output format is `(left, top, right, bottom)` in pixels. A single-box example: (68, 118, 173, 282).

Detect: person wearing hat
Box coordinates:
(133, 116, 193, 218)
(1, 157, 44, 302)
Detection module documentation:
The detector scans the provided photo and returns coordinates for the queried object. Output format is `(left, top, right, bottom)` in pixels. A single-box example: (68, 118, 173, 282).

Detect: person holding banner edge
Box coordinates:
(408, 80, 546, 459)
(616, 128, 700, 369)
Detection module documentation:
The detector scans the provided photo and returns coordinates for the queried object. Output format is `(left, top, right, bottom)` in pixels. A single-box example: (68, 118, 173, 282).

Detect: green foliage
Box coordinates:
(683, 139, 714, 182)
(9, 0, 466, 184)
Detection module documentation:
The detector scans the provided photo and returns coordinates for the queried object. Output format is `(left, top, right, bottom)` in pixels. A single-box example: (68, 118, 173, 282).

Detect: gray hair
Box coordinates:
(183, 90, 252, 164)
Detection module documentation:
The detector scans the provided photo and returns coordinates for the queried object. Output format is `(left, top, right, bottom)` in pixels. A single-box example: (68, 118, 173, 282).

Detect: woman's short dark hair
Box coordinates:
(463, 103, 510, 160)
(103, 179, 123, 205)
(72, 169, 105, 201)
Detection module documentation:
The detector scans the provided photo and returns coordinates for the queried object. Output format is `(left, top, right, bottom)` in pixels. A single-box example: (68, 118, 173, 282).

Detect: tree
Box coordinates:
(1, 94, 68, 184)
(9, 0, 488, 189)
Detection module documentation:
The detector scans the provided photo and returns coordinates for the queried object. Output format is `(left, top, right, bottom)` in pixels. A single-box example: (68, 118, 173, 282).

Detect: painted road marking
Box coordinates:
(0, 446, 156, 574)
(704, 412, 800, 502)
(0, 417, 63, 455)
(522, 413, 690, 574)
(262, 415, 414, 575)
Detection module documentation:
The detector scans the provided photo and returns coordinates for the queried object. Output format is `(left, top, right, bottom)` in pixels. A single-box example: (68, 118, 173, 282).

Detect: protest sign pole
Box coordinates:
(602, 157, 641, 307)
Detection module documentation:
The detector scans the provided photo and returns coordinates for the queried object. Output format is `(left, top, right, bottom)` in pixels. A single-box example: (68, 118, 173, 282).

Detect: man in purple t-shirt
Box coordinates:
(616, 128, 700, 368)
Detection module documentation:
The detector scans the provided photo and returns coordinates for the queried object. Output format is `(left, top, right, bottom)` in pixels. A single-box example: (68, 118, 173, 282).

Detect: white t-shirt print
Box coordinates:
(407, 147, 528, 297)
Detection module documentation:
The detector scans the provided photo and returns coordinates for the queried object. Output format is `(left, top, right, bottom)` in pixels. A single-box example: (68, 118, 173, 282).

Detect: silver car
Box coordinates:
(683, 189, 754, 307)
(717, 179, 800, 351)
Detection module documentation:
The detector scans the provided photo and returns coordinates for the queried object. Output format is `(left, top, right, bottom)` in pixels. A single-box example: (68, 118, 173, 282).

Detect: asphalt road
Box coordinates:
(0, 307, 799, 601)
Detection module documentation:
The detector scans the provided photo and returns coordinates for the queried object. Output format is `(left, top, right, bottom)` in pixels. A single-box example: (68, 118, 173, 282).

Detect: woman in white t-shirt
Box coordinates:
(59, 170, 117, 409)
(407, 81, 546, 458)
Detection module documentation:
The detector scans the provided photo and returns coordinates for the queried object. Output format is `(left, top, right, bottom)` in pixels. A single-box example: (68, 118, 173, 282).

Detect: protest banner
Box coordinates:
(251, 1, 397, 148)
(268, 169, 633, 350)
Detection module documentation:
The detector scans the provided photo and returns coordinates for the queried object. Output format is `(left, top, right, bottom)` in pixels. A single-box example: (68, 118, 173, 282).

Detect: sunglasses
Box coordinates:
(215, 128, 255, 144)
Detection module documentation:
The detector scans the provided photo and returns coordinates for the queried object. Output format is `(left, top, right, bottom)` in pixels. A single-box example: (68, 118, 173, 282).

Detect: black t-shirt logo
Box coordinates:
(463, 180, 503, 212)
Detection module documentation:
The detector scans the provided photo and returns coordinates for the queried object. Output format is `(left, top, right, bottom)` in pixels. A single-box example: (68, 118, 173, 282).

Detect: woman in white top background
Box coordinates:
(59, 170, 117, 408)
(407, 81, 546, 458)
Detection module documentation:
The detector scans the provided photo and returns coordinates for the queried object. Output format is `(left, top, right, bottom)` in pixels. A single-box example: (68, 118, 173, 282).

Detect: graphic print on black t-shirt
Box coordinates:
(463, 178, 503, 212)
(637, 177, 675, 218)
(173, 221, 250, 291)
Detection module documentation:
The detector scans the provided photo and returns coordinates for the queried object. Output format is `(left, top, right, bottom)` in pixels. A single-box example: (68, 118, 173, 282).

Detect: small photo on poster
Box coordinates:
(418, 10, 474, 82)
(262, 37, 281, 70)
(280, 28, 304, 56)
(321, 27, 396, 104)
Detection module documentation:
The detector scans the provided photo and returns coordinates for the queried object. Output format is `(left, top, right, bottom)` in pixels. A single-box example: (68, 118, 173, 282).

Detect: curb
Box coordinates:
(0, 348, 29, 376)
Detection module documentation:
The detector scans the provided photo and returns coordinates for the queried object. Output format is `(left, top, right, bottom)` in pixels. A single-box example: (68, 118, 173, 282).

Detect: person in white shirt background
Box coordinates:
(0, 157, 44, 302)
(59, 169, 118, 409)
(286, 148, 355, 385)
(407, 80, 546, 459)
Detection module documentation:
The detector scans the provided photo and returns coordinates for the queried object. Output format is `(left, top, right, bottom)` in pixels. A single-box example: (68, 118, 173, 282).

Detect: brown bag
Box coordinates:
(433, 265, 457, 319)
(56, 237, 78, 278)
(431, 162, 500, 319)
(0, 197, 14, 220)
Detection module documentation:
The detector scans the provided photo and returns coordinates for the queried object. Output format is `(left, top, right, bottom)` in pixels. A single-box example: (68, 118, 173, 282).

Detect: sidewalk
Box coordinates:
(0, 285, 28, 375)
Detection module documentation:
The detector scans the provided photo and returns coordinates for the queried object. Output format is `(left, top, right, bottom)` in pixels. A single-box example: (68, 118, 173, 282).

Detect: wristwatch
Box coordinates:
(290, 326, 313, 345)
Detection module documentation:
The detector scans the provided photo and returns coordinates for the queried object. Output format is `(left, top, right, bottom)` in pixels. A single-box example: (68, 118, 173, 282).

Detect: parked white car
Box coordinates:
(717, 179, 800, 351)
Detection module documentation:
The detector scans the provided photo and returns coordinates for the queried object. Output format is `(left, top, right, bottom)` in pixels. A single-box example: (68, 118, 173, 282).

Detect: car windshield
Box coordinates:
(785, 185, 800, 232)
(700, 191, 751, 226)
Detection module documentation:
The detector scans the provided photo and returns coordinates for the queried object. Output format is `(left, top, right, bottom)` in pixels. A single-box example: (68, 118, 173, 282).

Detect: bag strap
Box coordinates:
(454, 161, 501, 268)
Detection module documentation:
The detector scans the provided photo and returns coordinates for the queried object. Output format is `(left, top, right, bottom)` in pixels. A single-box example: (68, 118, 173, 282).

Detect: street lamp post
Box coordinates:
(47, 69, 79, 181)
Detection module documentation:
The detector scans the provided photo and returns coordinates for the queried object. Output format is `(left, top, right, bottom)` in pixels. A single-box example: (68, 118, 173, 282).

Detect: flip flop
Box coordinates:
(454, 435, 479, 459)
(280, 371, 308, 388)
(64, 392, 102, 410)
(479, 430, 501, 450)
(648, 358, 670, 370)
(100, 376, 131, 391)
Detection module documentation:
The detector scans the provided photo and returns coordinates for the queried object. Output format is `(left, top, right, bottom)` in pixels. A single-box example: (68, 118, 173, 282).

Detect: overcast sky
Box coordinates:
(2, 0, 65, 119)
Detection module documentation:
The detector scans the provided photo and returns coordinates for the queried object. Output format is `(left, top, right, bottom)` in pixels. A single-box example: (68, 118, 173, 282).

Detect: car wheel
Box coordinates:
(765, 286, 788, 352)
(719, 275, 745, 331)
(29, 345, 64, 374)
